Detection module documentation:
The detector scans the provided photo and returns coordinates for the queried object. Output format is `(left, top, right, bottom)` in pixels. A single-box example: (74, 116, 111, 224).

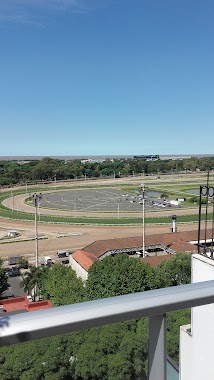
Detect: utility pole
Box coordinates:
(74, 198, 77, 218)
(10, 185, 14, 212)
(117, 198, 120, 220)
(32, 193, 42, 268)
(141, 184, 146, 257)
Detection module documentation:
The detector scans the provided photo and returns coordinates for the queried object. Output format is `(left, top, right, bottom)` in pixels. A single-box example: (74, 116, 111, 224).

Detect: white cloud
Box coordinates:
(0, 0, 89, 26)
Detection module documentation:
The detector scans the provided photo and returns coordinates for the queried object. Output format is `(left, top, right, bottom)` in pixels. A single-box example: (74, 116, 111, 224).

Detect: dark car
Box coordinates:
(10, 267, 20, 277)
(61, 259, 69, 265)
(57, 251, 67, 258)
(4, 268, 13, 277)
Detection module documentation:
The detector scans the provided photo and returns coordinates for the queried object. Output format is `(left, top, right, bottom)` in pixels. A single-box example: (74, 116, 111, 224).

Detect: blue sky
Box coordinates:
(0, 0, 214, 156)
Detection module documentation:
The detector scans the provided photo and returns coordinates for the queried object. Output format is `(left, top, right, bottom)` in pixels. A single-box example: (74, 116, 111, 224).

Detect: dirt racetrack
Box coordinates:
(0, 175, 208, 263)
(0, 219, 202, 263)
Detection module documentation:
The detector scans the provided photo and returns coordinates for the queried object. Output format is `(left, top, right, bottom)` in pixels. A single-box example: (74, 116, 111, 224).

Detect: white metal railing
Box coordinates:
(1, 280, 214, 380)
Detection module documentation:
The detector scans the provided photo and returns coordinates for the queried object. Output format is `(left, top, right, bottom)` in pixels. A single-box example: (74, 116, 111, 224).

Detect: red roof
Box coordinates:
(142, 254, 178, 267)
(72, 229, 213, 271)
(82, 229, 203, 258)
(0, 297, 52, 313)
(72, 250, 99, 271)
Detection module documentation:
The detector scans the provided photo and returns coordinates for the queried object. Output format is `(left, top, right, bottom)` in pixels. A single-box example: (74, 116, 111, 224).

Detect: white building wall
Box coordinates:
(70, 256, 88, 282)
(180, 254, 214, 380)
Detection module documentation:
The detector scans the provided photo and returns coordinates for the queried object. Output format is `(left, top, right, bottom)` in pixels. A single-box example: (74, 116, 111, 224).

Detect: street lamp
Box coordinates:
(10, 184, 14, 212)
(74, 198, 77, 218)
(32, 193, 42, 268)
(117, 198, 121, 220)
(140, 184, 146, 257)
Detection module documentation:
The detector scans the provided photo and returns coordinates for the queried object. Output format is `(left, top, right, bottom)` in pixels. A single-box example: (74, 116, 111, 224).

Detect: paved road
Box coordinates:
(3, 276, 26, 298)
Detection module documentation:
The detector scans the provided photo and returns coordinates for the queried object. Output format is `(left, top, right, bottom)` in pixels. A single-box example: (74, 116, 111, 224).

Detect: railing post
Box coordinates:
(148, 313, 166, 380)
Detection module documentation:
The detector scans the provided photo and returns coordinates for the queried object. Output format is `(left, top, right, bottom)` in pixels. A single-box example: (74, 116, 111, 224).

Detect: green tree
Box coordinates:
(156, 253, 191, 287)
(75, 341, 107, 379)
(39, 264, 86, 306)
(74, 320, 148, 380)
(0, 334, 79, 380)
(20, 265, 46, 298)
(0, 259, 9, 295)
(86, 254, 158, 300)
(18, 257, 29, 269)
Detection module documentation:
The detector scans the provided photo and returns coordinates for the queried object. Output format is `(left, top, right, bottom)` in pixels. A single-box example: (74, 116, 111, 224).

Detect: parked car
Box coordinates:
(8, 256, 20, 265)
(57, 250, 67, 258)
(10, 267, 20, 277)
(61, 259, 69, 265)
(4, 268, 13, 277)
(44, 256, 53, 265)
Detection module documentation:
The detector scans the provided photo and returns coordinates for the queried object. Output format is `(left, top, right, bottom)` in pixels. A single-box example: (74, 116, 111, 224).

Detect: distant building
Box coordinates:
(133, 154, 160, 161)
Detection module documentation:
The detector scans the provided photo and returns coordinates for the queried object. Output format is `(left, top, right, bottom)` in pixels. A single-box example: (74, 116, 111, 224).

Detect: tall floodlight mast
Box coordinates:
(32, 193, 42, 268)
(141, 184, 146, 257)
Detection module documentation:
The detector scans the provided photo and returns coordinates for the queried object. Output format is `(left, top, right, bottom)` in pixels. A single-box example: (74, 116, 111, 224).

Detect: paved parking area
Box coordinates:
(40, 188, 160, 213)
(2, 276, 26, 299)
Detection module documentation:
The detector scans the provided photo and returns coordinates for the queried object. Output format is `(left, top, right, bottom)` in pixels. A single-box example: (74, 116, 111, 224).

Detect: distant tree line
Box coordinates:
(0, 253, 191, 379)
(0, 156, 214, 186)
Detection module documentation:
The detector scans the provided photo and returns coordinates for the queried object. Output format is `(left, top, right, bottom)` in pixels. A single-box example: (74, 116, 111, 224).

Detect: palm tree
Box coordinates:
(20, 266, 46, 300)
(0, 261, 9, 296)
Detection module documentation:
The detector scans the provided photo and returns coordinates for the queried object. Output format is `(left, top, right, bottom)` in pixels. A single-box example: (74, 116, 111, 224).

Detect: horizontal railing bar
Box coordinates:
(1, 280, 214, 346)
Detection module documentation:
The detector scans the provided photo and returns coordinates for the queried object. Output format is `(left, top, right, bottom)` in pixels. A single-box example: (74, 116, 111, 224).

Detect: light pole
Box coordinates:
(84, 173, 87, 183)
(141, 184, 146, 257)
(32, 193, 42, 268)
(74, 198, 77, 218)
(10, 185, 14, 212)
(117, 198, 121, 220)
